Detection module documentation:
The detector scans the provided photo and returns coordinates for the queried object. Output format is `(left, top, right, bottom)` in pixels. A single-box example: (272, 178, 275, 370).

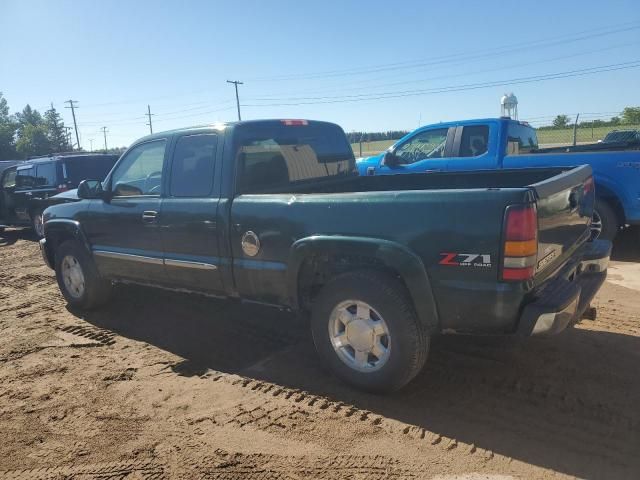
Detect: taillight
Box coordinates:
(502, 204, 538, 281)
(56, 184, 69, 193)
(583, 175, 594, 195)
(280, 119, 308, 126)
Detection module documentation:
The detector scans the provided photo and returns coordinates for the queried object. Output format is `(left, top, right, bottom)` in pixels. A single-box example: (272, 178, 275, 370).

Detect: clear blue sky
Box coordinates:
(1, 0, 639, 148)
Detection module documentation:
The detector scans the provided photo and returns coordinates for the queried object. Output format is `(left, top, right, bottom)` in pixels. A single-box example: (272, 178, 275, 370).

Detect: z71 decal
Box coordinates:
(439, 253, 492, 268)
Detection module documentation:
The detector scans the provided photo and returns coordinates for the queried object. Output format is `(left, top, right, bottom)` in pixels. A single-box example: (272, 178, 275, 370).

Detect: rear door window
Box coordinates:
(170, 134, 218, 197)
(235, 122, 355, 194)
(457, 125, 489, 157)
(64, 156, 119, 185)
(34, 162, 58, 187)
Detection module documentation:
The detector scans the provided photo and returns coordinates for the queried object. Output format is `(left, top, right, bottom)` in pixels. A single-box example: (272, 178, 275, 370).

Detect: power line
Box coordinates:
(64, 100, 81, 149)
(243, 60, 640, 107)
(227, 80, 244, 121)
(250, 40, 640, 99)
(249, 21, 640, 82)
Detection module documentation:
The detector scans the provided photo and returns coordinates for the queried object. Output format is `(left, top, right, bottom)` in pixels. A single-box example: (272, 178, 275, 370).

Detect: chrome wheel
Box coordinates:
(591, 210, 602, 240)
(328, 300, 391, 372)
(33, 211, 44, 238)
(61, 255, 85, 299)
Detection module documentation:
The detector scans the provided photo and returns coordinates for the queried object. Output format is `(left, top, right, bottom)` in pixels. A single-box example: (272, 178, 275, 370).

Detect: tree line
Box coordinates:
(0, 92, 126, 161)
(544, 107, 640, 130)
(345, 130, 409, 144)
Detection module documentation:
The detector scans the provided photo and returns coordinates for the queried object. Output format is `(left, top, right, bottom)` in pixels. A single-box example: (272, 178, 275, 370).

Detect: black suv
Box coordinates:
(0, 153, 118, 237)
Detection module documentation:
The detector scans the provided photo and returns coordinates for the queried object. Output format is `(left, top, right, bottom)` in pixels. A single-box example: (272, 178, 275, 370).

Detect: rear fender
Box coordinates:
(287, 235, 440, 333)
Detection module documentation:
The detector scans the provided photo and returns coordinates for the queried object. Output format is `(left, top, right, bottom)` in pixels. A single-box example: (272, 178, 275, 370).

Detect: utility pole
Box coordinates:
(226, 80, 243, 121)
(64, 100, 81, 149)
(101, 127, 108, 152)
(572, 113, 580, 146)
(63, 126, 73, 149)
(146, 104, 154, 134)
(89, 139, 94, 152)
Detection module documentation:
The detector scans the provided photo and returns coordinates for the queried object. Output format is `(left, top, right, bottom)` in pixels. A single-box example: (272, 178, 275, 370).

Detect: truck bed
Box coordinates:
(281, 166, 579, 194)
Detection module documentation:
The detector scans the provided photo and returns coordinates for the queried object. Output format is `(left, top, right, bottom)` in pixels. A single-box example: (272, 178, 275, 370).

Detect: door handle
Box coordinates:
(25, 192, 33, 196)
(142, 210, 158, 223)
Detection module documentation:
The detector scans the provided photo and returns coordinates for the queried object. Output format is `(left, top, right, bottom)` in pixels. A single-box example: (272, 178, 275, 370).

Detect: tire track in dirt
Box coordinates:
(184, 449, 424, 479)
(0, 460, 164, 480)
(192, 371, 498, 463)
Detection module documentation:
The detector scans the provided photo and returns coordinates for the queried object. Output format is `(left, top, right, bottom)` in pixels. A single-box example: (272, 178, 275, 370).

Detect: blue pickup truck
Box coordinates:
(356, 118, 640, 240)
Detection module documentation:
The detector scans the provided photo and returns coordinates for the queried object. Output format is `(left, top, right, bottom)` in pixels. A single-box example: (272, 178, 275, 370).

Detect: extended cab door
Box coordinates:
(375, 126, 455, 174)
(85, 139, 168, 282)
(160, 132, 225, 294)
(446, 123, 496, 171)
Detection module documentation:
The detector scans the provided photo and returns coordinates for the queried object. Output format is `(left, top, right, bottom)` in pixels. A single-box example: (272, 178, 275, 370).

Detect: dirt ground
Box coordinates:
(0, 228, 638, 479)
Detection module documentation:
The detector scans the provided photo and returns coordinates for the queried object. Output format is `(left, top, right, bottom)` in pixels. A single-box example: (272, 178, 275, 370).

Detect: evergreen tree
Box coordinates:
(0, 92, 18, 160)
(14, 104, 44, 136)
(44, 103, 70, 152)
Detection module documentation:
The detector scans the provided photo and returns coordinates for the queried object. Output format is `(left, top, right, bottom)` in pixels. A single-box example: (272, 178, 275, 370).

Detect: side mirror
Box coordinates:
(382, 151, 401, 167)
(77, 179, 104, 200)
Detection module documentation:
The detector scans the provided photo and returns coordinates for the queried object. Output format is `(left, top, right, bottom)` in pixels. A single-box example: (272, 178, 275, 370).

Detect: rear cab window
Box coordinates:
(506, 123, 539, 155)
(234, 121, 355, 194)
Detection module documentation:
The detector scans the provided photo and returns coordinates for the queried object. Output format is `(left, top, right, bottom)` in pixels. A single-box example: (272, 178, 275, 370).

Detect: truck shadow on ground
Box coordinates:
(0, 228, 37, 247)
(611, 227, 640, 262)
(77, 274, 640, 479)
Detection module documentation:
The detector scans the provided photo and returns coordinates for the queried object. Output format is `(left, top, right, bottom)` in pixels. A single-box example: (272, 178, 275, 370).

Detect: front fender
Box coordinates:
(287, 235, 440, 333)
(43, 218, 92, 258)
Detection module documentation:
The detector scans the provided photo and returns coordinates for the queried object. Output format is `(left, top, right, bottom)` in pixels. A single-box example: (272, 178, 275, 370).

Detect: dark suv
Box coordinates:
(0, 153, 118, 237)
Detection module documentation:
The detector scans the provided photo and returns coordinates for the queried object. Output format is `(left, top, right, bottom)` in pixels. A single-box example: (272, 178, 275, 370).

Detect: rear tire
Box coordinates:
(592, 200, 618, 241)
(310, 270, 429, 393)
(55, 240, 112, 310)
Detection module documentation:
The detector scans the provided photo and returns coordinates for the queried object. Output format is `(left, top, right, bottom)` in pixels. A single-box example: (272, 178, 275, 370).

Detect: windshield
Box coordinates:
(235, 122, 355, 193)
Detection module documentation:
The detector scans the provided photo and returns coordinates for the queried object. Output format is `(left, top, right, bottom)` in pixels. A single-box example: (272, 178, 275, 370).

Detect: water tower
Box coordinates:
(500, 93, 518, 119)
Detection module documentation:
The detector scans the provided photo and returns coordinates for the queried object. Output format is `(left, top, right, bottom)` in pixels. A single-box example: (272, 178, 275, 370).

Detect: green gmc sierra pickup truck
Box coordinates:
(40, 119, 610, 391)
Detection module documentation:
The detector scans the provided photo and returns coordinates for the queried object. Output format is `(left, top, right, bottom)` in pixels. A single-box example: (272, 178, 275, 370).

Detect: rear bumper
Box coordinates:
(517, 239, 611, 336)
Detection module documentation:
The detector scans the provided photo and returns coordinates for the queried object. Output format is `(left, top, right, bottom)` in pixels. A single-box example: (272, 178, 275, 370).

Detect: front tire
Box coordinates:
(54, 240, 112, 310)
(310, 270, 429, 392)
(31, 209, 44, 238)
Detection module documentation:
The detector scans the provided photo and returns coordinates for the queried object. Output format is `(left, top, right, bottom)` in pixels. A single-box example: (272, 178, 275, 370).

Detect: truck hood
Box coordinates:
(356, 154, 383, 175)
(51, 188, 79, 201)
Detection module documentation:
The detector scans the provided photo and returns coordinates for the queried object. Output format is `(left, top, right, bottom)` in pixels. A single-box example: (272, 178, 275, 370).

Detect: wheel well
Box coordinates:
(46, 229, 77, 260)
(596, 193, 624, 226)
(297, 253, 406, 312)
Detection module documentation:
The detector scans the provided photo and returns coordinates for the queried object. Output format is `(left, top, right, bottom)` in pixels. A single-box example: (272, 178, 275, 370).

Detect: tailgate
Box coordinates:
(530, 165, 594, 280)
